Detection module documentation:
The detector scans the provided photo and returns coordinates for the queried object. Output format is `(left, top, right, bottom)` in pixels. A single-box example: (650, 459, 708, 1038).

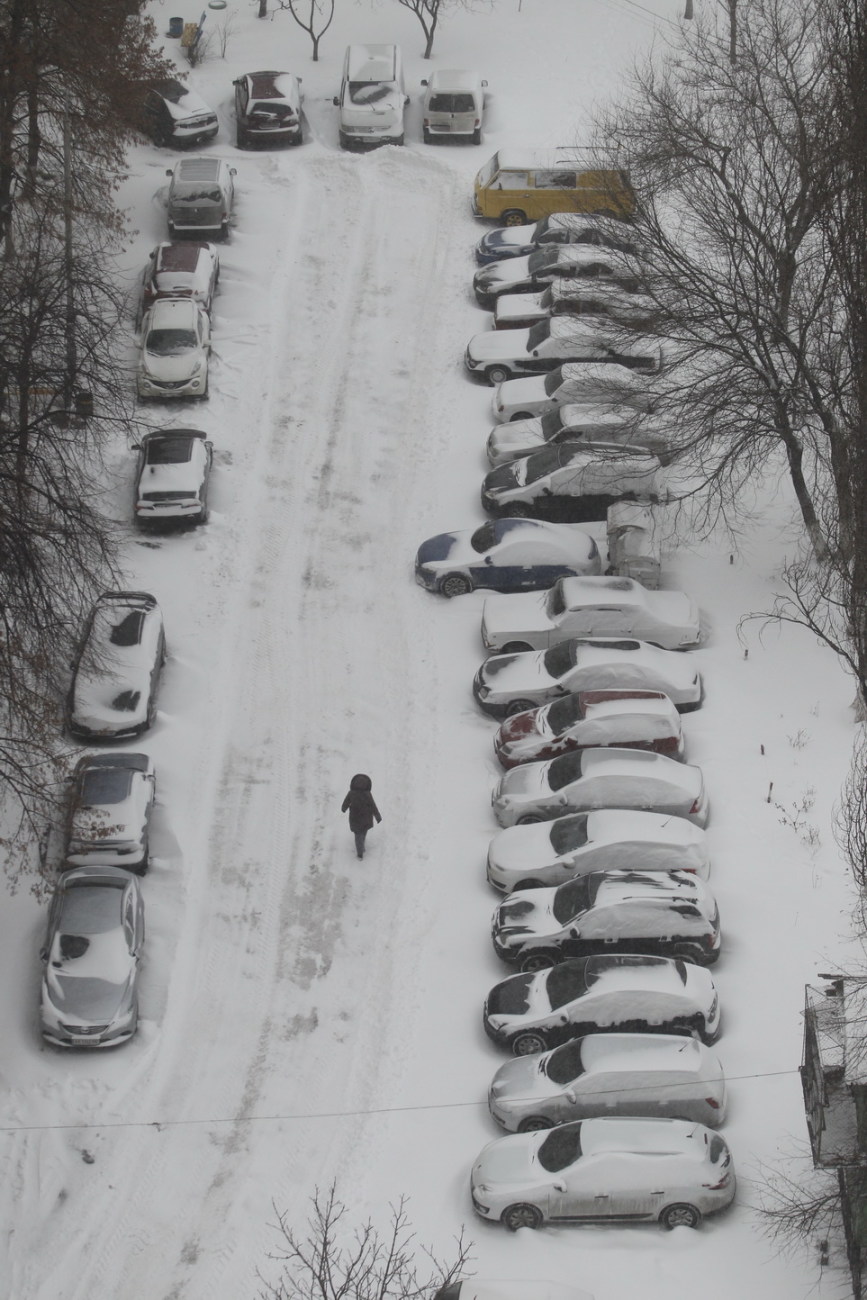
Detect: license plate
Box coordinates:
(69, 1034, 96, 1045)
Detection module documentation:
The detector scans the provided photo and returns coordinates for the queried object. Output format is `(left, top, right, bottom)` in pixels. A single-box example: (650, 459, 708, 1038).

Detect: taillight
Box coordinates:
(703, 1171, 731, 1190)
(704, 1096, 720, 1109)
(689, 797, 701, 814)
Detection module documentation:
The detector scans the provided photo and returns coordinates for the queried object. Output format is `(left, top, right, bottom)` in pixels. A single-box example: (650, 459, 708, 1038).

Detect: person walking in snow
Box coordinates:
(341, 773, 381, 860)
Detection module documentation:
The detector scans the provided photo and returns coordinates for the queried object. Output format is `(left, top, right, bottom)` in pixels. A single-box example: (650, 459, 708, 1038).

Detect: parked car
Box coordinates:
(492, 362, 656, 423)
(137, 298, 211, 400)
(67, 591, 166, 741)
(64, 753, 156, 872)
(234, 70, 303, 147)
(493, 282, 659, 331)
(133, 428, 213, 528)
(607, 502, 662, 588)
(473, 637, 703, 719)
(470, 1117, 735, 1230)
(165, 156, 236, 240)
(140, 242, 219, 320)
(421, 69, 486, 143)
(476, 212, 641, 265)
(334, 44, 407, 150)
(465, 320, 664, 386)
(415, 518, 600, 597)
(483, 954, 722, 1056)
(486, 403, 668, 468)
(494, 689, 683, 768)
(481, 576, 700, 654)
(474, 246, 645, 310)
(488, 1032, 727, 1131)
(473, 151, 635, 225)
(39, 866, 145, 1048)
(486, 809, 711, 893)
(437, 1284, 593, 1300)
(481, 444, 663, 523)
(490, 869, 720, 968)
(492, 748, 709, 828)
(141, 79, 218, 148)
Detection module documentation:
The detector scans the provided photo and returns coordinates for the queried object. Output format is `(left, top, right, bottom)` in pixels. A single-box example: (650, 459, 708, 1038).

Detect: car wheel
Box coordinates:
(500, 641, 533, 654)
(504, 698, 538, 716)
(520, 949, 559, 972)
(517, 1115, 554, 1132)
(440, 573, 472, 598)
(501, 503, 533, 518)
(516, 813, 544, 826)
(510, 1030, 548, 1056)
(508, 412, 534, 422)
(135, 851, 149, 877)
(660, 1203, 702, 1230)
(502, 1202, 544, 1232)
(236, 131, 247, 149)
(501, 209, 527, 226)
(486, 365, 512, 386)
(671, 942, 709, 965)
(514, 878, 544, 891)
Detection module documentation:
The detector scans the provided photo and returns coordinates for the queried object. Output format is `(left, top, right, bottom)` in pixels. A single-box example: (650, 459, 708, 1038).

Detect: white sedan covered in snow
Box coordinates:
(473, 245, 645, 309)
(464, 318, 664, 386)
(492, 281, 659, 331)
(486, 808, 710, 892)
(492, 361, 656, 424)
(469, 1117, 735, 1230)
(492, 747, 709, 828)
(486, 403, 669, 468)
(481, 576, 701, 654)
(488, 1032, 727, 1131)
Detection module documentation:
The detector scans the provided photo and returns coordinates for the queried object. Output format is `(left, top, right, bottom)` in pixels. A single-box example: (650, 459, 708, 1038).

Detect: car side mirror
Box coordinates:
(420, 79, 428, 86)
(484, 556, 493, 565)
(404, 94, 410, 105)
(230, 168, 237, 176)
(165, 169, 173, 177)
(132, 443, 141, 451)
(553, 1181, 567, 1193)
(333, 96, 340, 106)
(39, 947, 48, 963)
(482, 80, 489, 87)
(569, 926, 579, 937)
(532, 350, 539, 357)
(564, 1088, 577, 1104)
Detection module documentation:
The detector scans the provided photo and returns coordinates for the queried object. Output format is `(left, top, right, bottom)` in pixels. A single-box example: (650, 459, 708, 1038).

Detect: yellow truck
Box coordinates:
(473, 150, 635, 225)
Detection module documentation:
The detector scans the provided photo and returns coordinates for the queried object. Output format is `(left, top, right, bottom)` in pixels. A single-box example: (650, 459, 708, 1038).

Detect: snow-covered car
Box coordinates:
(492, 362, 656, 423)
(483, 954, 722, 1056)
(473, 246, 645, 310)
(470, 1117, 735, 1230)
(607, 501, 662, 588)
(494, 689, 683, 768)
(473, 637, 703, 719)
(421, 68, 487, 143)
(234, 70, 304, 148)
(415, 518, 600, 597)
(481, 444, 663, 523)
(486, 403, 669, 467)
(492, 748, 709, 828)
(490, 869, 720, 969)
(486, 809, 710, 893)
(39, 866, 145, 1048)
(475, 212, 641, 265)
(140, 242, 220, 319)
(481, 576, 700, 653)
(488, 1032, 727, 1131)
(64, 753, 156, 871)
(137, 298, 211, 400)
(141, 79, 218, 148)
(493, 282, 659, 331)
(67, 591, 166, 741)
(464, 319, 664, 386)
(437, 1283, 594, 1300)
(133, 428, 213, 529)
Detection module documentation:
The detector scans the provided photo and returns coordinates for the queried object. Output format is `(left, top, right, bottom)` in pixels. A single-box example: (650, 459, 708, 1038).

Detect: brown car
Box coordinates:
(140, 242, 220, 319)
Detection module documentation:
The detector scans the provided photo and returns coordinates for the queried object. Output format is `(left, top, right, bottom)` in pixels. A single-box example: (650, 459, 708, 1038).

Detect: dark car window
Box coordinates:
(80, 766, 135, 806)
(552, 875, 592, 924)
(709, 1135, 729, 1164)
(146, 328, 197, 355)
(470, 521, 497, 553)
(544, 367, 565, 396)
(142, 490, 199, 503)
(524, 446, 565, 483)
(547, 751, 586, 791)
(153, 79, 190, 105)
(543, 639, 580, 678)
(528, 249, 560, 275)
(112, 689, 142, 712)
(546, 694, 585, 733)
(173, 184, 222, 203)
(546, 580, 567, 617)
(546, 960, 590, 1009)
(429, 92, 475, 112)
(109, 611, 145, 647)
(527, 320, 552, 350)
(146, 436, 195, 464)
(545, 1038, 586, 1085)
(349, 81, 393, 105)
(60, 881, 124, 935)
(533, 216, 552, 239)
(250, 103, 295, 123)
(549, 812, 590, 854)
(537, 1123, 583, 1172)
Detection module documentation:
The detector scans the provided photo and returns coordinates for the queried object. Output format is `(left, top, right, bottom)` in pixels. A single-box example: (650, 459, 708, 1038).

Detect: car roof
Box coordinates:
(581, 693, 674, 720)
(173, 156, 224, 180)
(585, 808, 705, 845)
(559, 575, 644, 607)
(579, 746, 691, 778)
(494, 149, 601, 172)
(579, 1116, 705, 1156)
(578, 1032, 705, 1076)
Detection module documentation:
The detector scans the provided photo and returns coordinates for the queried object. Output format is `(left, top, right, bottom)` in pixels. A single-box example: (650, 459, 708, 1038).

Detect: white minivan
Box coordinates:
(420, 69, 487, 143)
(334, 44, 408, 150)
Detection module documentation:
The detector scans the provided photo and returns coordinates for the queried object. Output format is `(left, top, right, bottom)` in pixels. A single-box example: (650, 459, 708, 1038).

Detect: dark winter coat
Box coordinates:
(341, 774, 382, 833)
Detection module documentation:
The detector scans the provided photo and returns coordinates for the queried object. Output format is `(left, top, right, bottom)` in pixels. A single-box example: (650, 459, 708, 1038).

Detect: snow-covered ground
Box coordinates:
(0, 2, 860, 1297)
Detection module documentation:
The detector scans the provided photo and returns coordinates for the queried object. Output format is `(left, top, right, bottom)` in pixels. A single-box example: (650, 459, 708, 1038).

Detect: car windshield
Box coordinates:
(173, 184, 222, 203)
(546, 580, 568, 617)
(527, 249, 560, 274)
(545, 1038, 586, 1084)
(146, 436, 194, 464)
(146, 328, 197, 356)
(533, 216, 552, 239)
(546, 694, 585, 732)
(349, 81, 393, 104)
(527, 320, 552, 349)
(537, 1124, 583, 1172)
(470, 521, 497, 553)
(543, 640, 580, 677)
(539, 409, 565, 438)
(80, 767, 134, 806)
(59, 881, 124, 936)
(429, 92, 475, 111)
(549, 812, 590, 854)
(544, 367, 565, 396)
(552, 875, 597, 923)
(546, 960, 592, 1009)
(524, 446, 566, 483)
(547, 751, 586, 791)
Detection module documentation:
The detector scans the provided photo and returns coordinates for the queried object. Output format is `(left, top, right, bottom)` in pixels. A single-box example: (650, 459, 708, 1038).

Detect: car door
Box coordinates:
(550, 1155, 618, 1220)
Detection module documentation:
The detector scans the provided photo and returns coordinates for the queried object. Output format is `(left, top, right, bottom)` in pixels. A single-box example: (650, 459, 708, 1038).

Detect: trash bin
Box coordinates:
(168, 16, 184, 37)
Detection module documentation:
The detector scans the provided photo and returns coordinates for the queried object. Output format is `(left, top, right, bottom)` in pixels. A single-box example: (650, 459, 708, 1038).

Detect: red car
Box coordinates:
(493, 689, 684, 770)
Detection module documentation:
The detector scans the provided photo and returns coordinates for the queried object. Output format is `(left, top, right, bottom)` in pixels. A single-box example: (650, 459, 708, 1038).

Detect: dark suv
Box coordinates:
(142, 79, 218, 148)
(233, 71, 303, 148)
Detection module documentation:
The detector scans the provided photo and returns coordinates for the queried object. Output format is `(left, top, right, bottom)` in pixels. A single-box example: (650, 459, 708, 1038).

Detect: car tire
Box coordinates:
(440, 573, 472, 598)
(514, 878, 544, 891)
(501, 209, 527, 226)
(517, 1115, 554, 1132)
(510, 1030, 548, 1056)
(660, 1203, 702, 1230)
(504, 698, 538, 717)
(500, 641, 533, 654)
(508, 411, 535, 422)
(502, 1202, 544, 1231)
(486, 365, 512, 386)
(501, 503, 533, 518)
(671, 942, 709, 965)
(236, 131, 247, 149)
(519, 949, 559, 972)
(516, 814, 544, 826)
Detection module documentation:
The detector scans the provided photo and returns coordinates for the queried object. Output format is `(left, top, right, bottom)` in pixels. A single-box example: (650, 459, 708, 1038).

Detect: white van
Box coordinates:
(420, 69, 487, 143)
(333, 44, 407, 150)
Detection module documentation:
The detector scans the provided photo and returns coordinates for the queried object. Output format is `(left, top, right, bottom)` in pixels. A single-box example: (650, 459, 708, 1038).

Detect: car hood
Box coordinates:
(495, 292, 546, 324)
(496, 760, 553, 800)
(483, 591, 552, 638)
(498, 706, 549, 746)
(138, 459, 202, 496)
(480, 651, 556, 692)
(468, 329, 533, 362)
(489, 1052, 551, 1101)
(44, 931, 135, 1020)
(477, 255, 533, 287)
(141, 350, 202, 381)
(480, 226, 537, 255)
(488, 424, 544, 462)
(473, 1134, 542, 1186)
(494, 889, 558, 937)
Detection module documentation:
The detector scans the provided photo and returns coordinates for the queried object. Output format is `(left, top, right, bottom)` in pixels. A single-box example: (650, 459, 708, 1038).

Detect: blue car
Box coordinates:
(415, 517, 601, 597)
(475, 213, 640, 266)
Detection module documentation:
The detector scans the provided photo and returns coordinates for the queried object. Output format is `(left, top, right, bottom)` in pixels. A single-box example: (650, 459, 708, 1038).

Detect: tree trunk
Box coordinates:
(258, 0, 268, 15)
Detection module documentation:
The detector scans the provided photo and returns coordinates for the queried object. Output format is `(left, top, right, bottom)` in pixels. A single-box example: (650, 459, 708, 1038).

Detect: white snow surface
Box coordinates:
(0, 1, 859, 1297)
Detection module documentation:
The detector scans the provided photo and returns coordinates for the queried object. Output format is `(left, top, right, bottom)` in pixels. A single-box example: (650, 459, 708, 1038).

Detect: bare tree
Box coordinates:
(276, 0, 335, 61)
(393, 0, 490, 59)
(257, 1184, 472, 1300)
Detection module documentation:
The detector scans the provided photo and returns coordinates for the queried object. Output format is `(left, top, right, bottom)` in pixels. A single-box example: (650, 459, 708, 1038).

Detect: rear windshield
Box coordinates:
(546, 960, 592, 1009)
(545, 1038, 586, 1085)
(549, 812, 590, 854)
(429, 92, 475, 112)
(108, 610, 145, 647)
(146, 436, 194, 464)
(537, 1124, 583, 1171)
(173, 184, 221, 203)
(80, 766, 134, 806)
(553, 875, 597, 923)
